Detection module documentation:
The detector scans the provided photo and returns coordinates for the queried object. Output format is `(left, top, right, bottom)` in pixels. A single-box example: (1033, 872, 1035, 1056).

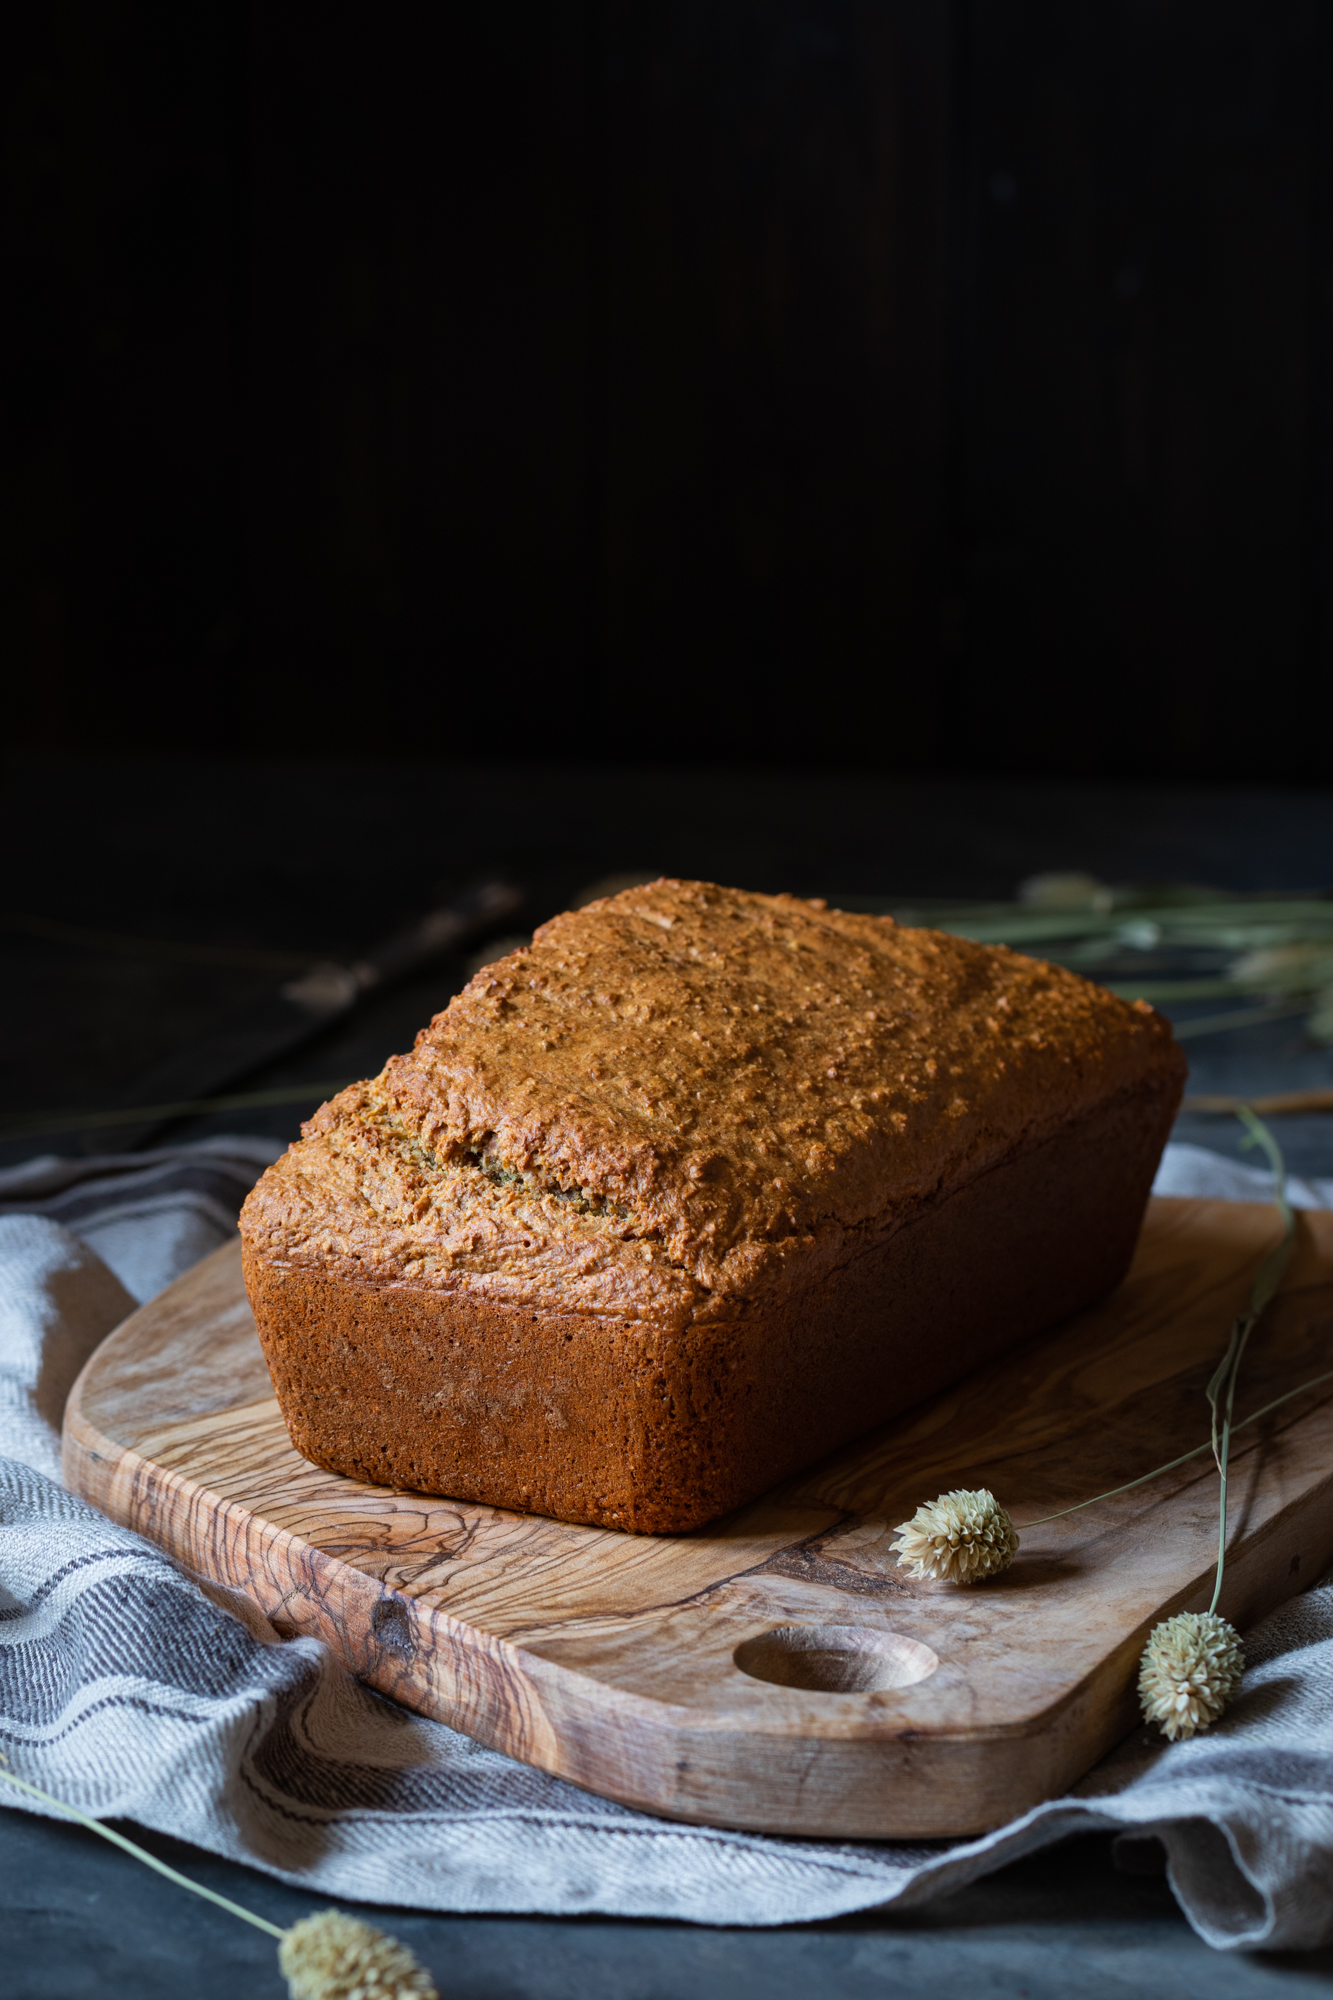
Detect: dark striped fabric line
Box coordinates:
(0, 1138, 281, 1306)
(0, 1139, 278, 1235)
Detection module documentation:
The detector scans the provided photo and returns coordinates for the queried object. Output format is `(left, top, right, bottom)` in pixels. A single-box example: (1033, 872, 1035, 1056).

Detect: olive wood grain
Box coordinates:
(62, 1197, 1333, 1837)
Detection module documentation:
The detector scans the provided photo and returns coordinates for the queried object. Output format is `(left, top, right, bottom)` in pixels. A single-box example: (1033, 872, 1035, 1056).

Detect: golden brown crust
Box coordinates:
(240, 880, 1184, 1321)
(243, 1075, 1182, 1532)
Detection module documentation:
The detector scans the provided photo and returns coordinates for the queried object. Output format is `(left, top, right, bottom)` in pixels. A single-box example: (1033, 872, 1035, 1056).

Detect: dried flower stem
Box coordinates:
(1018, 1363, 1333, 1530)
(894, 1109, 1297, 1739)
(1205, 1109, 1295, 1613)
(0, 1766, 284, 1938)
(0, 1761, 439, 1996)
(1186, 1088, 1333, 1116)
(1019, 1109, 1299, 1546)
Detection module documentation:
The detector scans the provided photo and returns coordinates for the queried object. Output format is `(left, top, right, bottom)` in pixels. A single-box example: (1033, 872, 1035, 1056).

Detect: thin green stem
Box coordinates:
(1210, 1411, 1232, 1616)
(1227, 1366, 1333, 1434)
(1021, 1109, 1300, 1551)
(0, 1768, 285, 1939)
(1209, 1110, 1297, 1612)
(1016, 1364, 1333, 1527)
(1019, 1440, 1225, 1526)
(1012, 1368, 1320, 1520)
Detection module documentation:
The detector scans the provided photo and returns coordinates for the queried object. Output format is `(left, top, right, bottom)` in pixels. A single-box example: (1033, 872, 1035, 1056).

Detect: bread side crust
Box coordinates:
(245, 1074, 1181, 1533)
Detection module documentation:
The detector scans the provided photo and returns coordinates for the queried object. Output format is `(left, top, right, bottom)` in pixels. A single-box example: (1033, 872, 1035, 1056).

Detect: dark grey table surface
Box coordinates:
(5, 752, 1333, 1998)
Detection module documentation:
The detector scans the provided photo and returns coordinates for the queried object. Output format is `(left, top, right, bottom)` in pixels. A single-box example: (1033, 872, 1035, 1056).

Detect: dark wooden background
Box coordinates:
(6, 1, 1331, 780)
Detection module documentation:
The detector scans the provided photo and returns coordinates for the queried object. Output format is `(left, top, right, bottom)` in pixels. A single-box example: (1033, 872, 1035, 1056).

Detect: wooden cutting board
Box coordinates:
(62, 1196, 1333, 1839)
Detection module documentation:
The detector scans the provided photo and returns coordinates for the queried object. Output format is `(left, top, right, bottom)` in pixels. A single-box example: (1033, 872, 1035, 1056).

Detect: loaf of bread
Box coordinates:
(240, 880, 1186, 1533)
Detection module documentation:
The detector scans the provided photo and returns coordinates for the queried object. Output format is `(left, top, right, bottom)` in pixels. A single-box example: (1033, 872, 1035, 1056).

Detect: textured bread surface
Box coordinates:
(241, 879, 1186, 1531)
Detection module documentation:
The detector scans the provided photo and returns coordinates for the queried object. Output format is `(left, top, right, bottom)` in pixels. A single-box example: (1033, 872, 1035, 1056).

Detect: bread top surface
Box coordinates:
(241, 879, 1184, 1327)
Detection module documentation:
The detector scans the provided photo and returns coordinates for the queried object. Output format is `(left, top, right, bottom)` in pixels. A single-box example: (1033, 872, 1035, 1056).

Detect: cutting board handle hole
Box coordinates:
(733, 1625, 938, 1695)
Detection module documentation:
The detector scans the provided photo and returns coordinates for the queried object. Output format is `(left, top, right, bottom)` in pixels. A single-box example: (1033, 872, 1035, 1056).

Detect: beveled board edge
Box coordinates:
(59, 1378, 1136, 1836)
(61, 1310, 1333, 1835)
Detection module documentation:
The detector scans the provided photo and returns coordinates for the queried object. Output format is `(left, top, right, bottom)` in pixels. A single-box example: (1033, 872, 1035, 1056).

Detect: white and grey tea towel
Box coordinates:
(3, 1136, 1333, 1949)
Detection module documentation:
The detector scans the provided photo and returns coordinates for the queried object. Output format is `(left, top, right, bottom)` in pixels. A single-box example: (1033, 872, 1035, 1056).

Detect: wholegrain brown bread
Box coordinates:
(240, 880, 1186, 1532)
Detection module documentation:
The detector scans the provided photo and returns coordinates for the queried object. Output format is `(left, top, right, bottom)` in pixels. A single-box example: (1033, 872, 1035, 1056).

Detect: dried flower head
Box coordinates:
(1230, 942, 1333, 995)
(892, 1487, 1019, 1584)
(1230, 944, 1333, 1045)
(279, 1911, 438, 2000)
(1138, 1611, 1244, 1742)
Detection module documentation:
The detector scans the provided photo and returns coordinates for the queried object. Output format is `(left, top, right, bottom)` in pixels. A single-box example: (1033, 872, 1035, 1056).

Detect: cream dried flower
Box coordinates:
(1138, 1611, 1244, 1742)
(279, 1911, 438, 2000)
(892, 1487, 1019, 1584)
(1230, 942, 1333, 995)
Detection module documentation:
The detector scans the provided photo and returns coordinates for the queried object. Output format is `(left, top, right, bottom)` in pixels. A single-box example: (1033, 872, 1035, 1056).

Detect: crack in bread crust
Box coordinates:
(241, 879, 1186, 1321)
